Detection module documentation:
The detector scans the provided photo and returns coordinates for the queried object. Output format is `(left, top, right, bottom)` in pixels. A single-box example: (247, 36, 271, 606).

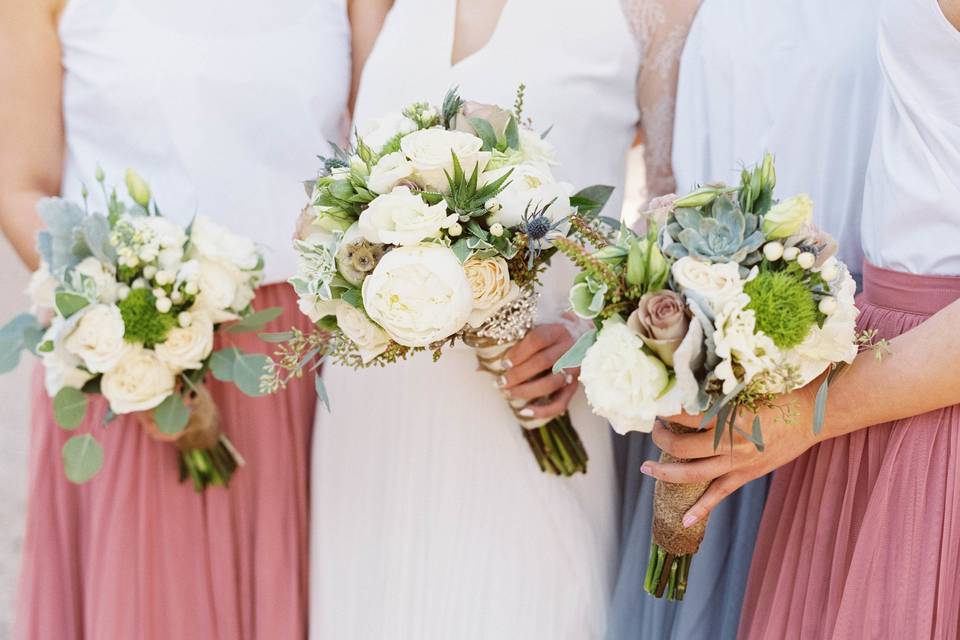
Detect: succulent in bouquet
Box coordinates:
(0, 168, 282, 491)
(262, 86, 615, 476)
(555, 154, 873, 599)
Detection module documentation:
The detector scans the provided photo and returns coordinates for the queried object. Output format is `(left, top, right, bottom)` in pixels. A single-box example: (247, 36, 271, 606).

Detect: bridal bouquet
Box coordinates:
(0, 169, 279, 491)
(554, 154, 860, 598)
(262, 87, 613, 476)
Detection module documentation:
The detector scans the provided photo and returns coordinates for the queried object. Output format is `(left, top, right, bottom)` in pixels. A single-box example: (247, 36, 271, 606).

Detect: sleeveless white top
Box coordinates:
(58, 0, 351, 283)
(861, 0, 960, 275)
(673, 0, 882, 272)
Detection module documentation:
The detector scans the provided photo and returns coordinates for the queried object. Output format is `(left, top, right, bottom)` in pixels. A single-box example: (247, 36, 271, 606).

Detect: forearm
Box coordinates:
(0, 189, 51, 271)
(822, 298, 960, 438)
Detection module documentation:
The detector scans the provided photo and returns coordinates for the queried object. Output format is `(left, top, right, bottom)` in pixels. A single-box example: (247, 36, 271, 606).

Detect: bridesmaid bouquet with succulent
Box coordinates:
(0, 169, 281, 491)
(554, 154, 864, 598)
(262, 87, 614, 476)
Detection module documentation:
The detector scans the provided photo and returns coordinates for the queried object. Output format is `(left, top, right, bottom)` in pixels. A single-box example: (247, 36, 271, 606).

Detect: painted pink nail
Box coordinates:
(502, 358, 513, 369)
(640, 464, 653, 476)
(682, 513, 699, 528)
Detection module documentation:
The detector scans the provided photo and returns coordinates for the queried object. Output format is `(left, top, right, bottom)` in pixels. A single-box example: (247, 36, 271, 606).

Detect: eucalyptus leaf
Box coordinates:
(258, 331, 295, 343)
(53, 387, 89, 430)
(504, 116, 520, 150)
(468, 117, 498, 151)
(61, 434, 103, 484)
(153, 393, 190, 435)
(552, 329, 597, 374)
(55, 291, 90, 319)
(233, 353, 270, 397)
(712, 403, 732, 451)
(226, 307, 284, 333)
(209, 348, 239, 382)
(813, 376, 830, 435)
(0, 313, 43, 373)
(341, 289, 364, 310)
(314, 373, 330, 411)
(751, 415, 765, 452)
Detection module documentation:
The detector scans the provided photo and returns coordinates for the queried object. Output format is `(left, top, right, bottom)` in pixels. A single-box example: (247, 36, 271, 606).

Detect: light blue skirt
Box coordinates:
(608, 432, 771, 640)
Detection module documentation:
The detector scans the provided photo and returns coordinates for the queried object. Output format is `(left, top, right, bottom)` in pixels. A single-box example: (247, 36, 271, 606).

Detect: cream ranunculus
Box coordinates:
(154, 313, 214, 372)
(361, 244, 473, 347)
(368, 152, 415, 195)
(72, 257, 119, 303)
(100, 347, 176, 413)
(63, 304, 135, 373)
(335, 303, 391, 363)
(762, 194, 814, 240)
(670, 257, 745, 313)
(400, 129, 491, 194)
(463, 256, 520, 328)
(483, 162, 572, 228)
(189, 216, 260, 271)
(358, 186, 450, 246)
(40, 319, 94, 396)
(579, 320, 675, 435)
(26, 261, 57, 312)
(359, 112, 418, 153)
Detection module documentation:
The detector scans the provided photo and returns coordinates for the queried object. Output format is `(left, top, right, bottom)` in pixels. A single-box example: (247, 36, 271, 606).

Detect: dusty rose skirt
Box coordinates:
(15, 283, 316, 640)
(740, 262, 960, 639)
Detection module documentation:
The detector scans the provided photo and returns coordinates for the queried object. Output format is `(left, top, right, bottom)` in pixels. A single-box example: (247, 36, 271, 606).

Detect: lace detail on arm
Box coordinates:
(621, 0, 701, 201)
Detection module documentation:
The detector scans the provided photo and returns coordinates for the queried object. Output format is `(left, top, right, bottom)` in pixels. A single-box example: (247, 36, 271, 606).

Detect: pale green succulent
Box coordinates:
(663, 194, 765, 266)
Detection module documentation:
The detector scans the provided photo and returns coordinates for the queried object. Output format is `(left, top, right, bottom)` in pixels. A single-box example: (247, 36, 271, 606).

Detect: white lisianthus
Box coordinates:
(192, 258, 248, 323)
(400, 129, 491, 194)
(100, 347, 176, 414)
(63, 304, 135, 373)
(26, 262, 58, 312)
(189, 216, 260, 271)
(482, 163, 573, 228)
(671, 257, 745, 313)
(335, 303, 390, 363)
(359, 112, 417, 153)
(358, 186, 450, 246)
(39, 319, 94, 396)
(712, 295, 781, 394)
(579, 320, 676, 434)
(73, 257, 119, 303)
(361, 244, 473, 347)
(762, 194, 814, 239)
(463, 256, 520, 328)
(368, 152, 415, 194)
(154, 312, 214, 372)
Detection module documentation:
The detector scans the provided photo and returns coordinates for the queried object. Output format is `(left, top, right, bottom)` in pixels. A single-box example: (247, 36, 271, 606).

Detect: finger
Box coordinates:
(650, 422, 719, 460)
(501, 342, 568, 389)
(502, 324, 566, 368)
(505, 371, 573, 401)
(639, 455, 731, 485)
(520, 382, 578, 420)
(681, 474, 745, 528)
(661, 412, 712, 430)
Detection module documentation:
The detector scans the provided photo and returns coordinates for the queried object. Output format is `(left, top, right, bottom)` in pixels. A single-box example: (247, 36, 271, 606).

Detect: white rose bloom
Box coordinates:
(712, 295, 781, 394)
(189, 216, 260, 271)
(100, 347, 176, 414)
(671, 257, 745, 313)
(39, 320, 94, 396)
(579, 321, 676, 435)
(400, 129, 491, 194)
(358, 186, 450, 246)
(463, 256, 520, 328)
(360, 112, 417, 153)
(368, 152, 415, 194)
(63, 304, 135, 374)
(26, 261, 58, 312)
(336, 303, 391, 363)
(154, 312, 214, 372)
(482, 163, 573, 228)
(193, 258, 247, 322)
(73, 257, 119, 303)
(361, 244, 473, 347)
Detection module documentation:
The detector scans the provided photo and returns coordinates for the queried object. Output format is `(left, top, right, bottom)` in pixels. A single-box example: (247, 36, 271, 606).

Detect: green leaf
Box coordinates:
(450, 238, 473, 263)
(751, 415, 765, 452)
(552, 329, 597, 374)
(468, 117, 498, 151)
(813, 376, 830, 435)
(700, 383, 744, 430)
(209, 348, 239, 382)
(341, 289, 364, 310)
(55, 291, 90, 319)
(153, 393, 190, 435)
(0, 313, 41, 373)
(258, 331, 295, 343)
(53, 387, 89, 430)
(712, 402, 732, 451)
(504, 116, 520, 150)
(233, 353, 270, 397)
(571, 185, 616, 217)
(314, 374, 330, 411)
(227, 307, 284, 333)
(61, 434, 103, 484)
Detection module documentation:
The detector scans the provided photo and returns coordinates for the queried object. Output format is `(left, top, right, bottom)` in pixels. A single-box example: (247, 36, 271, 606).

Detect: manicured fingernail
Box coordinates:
(682, 513, 699, 528)
(501, 388, 512, 398)
(519, 408, 535, 418)
(494, 375, 507, 388)
(501, 358, 513, 369)
(563, 373, 574, 385)
(640, 464, 653, 476)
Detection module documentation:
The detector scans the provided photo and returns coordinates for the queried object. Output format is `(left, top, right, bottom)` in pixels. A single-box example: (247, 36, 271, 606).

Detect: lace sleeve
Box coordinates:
(622, 0, 701, 201)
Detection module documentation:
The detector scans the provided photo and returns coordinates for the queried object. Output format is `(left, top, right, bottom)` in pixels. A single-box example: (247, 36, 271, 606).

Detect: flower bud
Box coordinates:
(155, 297, 172, 314)
(820, 262, 840, 282)
(819, 298, 838, 316)
(626, 240, 647, 287)
(142, 265, 158, 280)
(797, 252, 816, 270)
(673, 186, 721, 209)
(783, 247, 800, 262)
(184, 281, 199, 296)
(117, 284, 131, 300)
(170, 290, 184, 304)
(485, 198, 501, 213)
(81, 184, 89, 199)
(152, 288, 167, 300)
(489, 223, 504, 237)
(95, 165, 106, 183)
(132, 278, 147, 289)
(155, 270, 173, 285)
(178, 311, 193, 328)
(448, 223, 463, 237)
(763, 241, 785, 262)
(762, 194, 813, 239)
(125, 169, 151, 208)
(760, 152, 776, 191)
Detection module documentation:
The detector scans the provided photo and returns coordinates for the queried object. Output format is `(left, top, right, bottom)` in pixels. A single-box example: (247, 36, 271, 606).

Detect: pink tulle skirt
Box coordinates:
(740, 262, 960, 639)
(15, 283, 316, 640)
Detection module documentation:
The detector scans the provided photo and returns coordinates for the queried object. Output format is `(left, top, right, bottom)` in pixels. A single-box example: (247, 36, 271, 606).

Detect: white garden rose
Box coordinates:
(361, 244, 473, 347)
(100, 347, 176, 413)
(368, 152, 415, 194)
(154, 313, 214, 372)
(712, 295, 781, 394)
(193, 258, 248, 322)
(26, 262, 57, 312)
(579, 320, 676, 435)
(463, 256, 520, 328)
(483, 162, 573, 228)
(671, 257, 745, 313)
(39, 320, 94, 396)
(189, 216, 260, 271)
(400, 129, 491, 194)
(360, 112, 417, 153)
(73, 257, 119, 303)
(335, 303, 390, 363)
(63, 304, 135, 374)
(358, 186, 450, 246)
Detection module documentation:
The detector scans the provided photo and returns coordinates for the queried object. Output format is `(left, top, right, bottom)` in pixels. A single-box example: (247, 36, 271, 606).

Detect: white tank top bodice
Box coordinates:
(58, 0, 351, 283)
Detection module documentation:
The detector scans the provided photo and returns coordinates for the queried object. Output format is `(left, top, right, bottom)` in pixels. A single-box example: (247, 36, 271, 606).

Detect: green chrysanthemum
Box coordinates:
(118, 288, 176, 347)
(744, 270, 817, 349)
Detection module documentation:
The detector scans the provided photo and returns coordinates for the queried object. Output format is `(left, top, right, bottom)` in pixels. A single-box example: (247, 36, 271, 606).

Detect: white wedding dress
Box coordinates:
(309, 1, 668, 637)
